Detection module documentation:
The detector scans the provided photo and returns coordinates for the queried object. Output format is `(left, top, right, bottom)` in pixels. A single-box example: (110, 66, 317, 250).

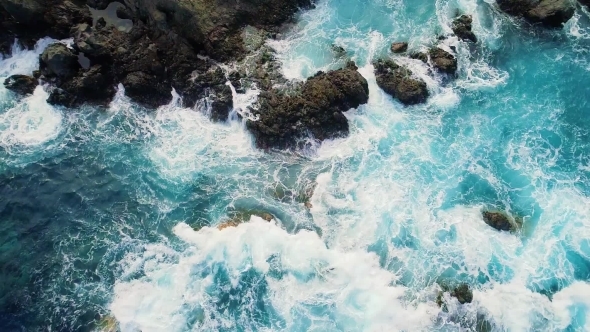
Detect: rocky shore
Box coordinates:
(1, 0, 587, 149)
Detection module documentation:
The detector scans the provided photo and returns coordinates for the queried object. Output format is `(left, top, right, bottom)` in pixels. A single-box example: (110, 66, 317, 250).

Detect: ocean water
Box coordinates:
(1, 0, 590, 331)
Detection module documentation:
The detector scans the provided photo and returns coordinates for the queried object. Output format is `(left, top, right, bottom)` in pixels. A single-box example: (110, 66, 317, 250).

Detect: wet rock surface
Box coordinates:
(4, 75, 37, 95)
(390, 42, 408, 53)
(452, 15, 477, 43)
(428, 47, 458, 74)
(497, 0, 575, 27)
(247, 62, 369, 149)
(374, 59, 429, 105)
(451, 283, 473, 304)
(1, 0, 316, 114)
(482, 210, 520, 232)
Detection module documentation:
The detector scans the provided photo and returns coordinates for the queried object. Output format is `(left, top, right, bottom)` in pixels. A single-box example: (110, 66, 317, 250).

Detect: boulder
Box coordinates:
(390, 42, 408, 53)
(4, 75, 37, 95)
(374, 59, 429, 105)
(428, 48, 458, 74)
(40, 43, 79, 78)
(482, 210, 517, 232)
(452, 15, 477, 43)
(497, 0, 575, 27)
(246, 61, 369, 149)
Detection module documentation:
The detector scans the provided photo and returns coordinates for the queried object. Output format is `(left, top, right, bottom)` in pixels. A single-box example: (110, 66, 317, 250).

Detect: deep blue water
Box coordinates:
(1, 0, 590, 331)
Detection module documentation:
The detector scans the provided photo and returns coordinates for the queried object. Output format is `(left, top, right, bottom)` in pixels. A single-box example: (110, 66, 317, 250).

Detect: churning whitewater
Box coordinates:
(1, 0, 590, 331)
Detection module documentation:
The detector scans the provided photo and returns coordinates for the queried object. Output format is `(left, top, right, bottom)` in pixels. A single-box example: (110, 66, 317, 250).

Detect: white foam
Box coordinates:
(111, 218, 438, 331)
(0, 86, 63, 148)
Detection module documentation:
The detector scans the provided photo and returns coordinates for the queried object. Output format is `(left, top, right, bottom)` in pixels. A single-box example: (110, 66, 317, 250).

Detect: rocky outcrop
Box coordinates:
(374, 59, 429, 105)
(391, 42, 408, 53)
(497, 0, 575, 27)
(0, 0, 92, 48)
(482, 210, 521, 232)
(40, 43, 79, 79)
(429, 48, 458, 74)
(246, 62, 369, 149)
(1, 0, 316, 114)
(3, 75, 37, 95)
(452, 15, 477, 43)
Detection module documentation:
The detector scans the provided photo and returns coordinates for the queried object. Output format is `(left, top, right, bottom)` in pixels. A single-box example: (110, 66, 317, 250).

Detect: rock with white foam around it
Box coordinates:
(482, 210, 522, 232)
(4, 74, 37, 95)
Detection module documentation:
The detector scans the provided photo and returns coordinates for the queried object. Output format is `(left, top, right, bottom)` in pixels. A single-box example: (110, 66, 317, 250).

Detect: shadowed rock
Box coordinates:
(4, 75, 37, 95)
(452, 15, 477, 43)
(40, 43, 79, 79)
(374, 59, 429, 105)
(247, 61, 369, 149)
(497, 0, 575, 27)
(451, 283, 473, 304)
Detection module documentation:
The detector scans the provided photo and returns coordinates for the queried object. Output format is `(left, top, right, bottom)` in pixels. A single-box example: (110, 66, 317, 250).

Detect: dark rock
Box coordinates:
(246, 62, 369, 149)
(47, 88, 75, 107)
(497, 0, 574, 27)
(482, 210, 517, 232)
(451, 283, 473, 304)
(1, 0, 45, 26)
(3, 0, 319, 114)
(390, 42, 408, 53)
(4, 74, 37, 95)
(452, 15, 477, 43)
(437, 283, 474, 307)
(40, 43, 79, 78)
(208, 85, 233, 122)
(374, 59, 429, 105)
(122, 71, 172, 107)
(428, 47, 457, 74)
(410, 52, 428, 63)
(0, 0, 91, 41)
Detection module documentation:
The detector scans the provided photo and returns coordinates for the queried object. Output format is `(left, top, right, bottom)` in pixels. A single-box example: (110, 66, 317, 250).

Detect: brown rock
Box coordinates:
(390, 42, 408, 53)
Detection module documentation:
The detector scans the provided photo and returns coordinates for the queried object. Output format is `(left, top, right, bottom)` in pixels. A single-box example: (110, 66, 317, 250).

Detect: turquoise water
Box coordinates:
(1, 0, 590, 331)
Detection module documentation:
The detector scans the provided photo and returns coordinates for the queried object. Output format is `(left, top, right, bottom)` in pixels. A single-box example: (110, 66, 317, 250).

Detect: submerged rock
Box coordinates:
(217, 209, 274, 230)
(428, 47, 458, 74)
(4, 74, 37, 95)
(390, 42, 408, 53)
(451, 283, 473, 304)
(436, 283, 473, 307)
(374, 59, 429, 105)
(452, 15, 477, 43)
(247, 61, 369, 149)
(496, 0, 575, 27)
(331, 44, 347, 58)
(482, 210, 521, 232)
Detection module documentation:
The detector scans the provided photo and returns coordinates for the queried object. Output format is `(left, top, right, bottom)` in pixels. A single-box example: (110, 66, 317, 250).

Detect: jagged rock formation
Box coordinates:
(0, 0, 315, 116)
(374, 59, 429, 105)
(452, 15, 477, 43)
(247, 62, 369, 149)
